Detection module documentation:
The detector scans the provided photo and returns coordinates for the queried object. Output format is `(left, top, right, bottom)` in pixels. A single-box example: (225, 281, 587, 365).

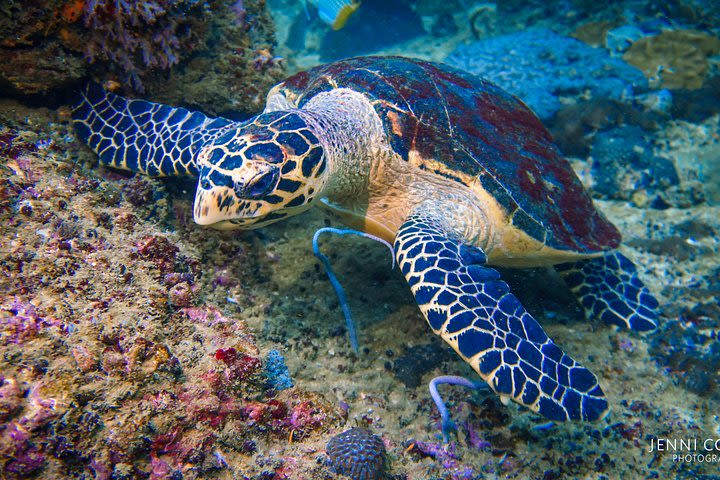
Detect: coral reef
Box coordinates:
(0, 109, 342, 478)
(142, 0, 286, 117)
(605, 25, 647, 54)
(446, 28, 647, 119)
(0, 2, 84, 94)
(549, 98, 663, 157)
(623, 29, 720, 90)
(0, 0, 208, 94)
(74, 0, 210, 91)
(589, 125, 679, 205)
(655, 114, 720, 205)
(0, 0, 283, 117)
(1, 0, 720, 478)
(571, 20, 620, 47)
(0, 40, 86, 96)
(326, 427, 387, 480)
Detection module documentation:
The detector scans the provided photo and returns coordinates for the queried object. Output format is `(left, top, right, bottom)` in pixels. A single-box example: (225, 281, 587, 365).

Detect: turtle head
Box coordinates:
(193, 112, 328, 230)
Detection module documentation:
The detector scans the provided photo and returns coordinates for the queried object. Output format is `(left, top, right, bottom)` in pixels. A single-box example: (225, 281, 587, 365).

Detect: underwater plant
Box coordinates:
(78, 0, 208, 90)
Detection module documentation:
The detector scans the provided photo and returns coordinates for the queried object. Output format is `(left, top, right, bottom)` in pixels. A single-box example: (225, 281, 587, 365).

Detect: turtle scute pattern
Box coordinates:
(393, 212, 610, 422)
(192, 110, 327, 227)
(326, 427, 388, 480)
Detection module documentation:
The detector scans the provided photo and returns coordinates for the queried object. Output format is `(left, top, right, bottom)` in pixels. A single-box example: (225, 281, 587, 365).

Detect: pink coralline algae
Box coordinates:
(213, 347, 262, 387)
(182, 306, 260, 355)
(182, 306, 233, 326)
(0, 298, 67, 344)
(79, 0, 209, 90)
(0, 379, 62, 476)
(137, 346, 336, 474)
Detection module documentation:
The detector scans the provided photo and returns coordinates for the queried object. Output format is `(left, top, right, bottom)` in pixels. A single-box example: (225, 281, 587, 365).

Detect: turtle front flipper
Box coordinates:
(394, 212, 609, 422)
(556, 252, 659, 331)
(72, 84, 233, 177)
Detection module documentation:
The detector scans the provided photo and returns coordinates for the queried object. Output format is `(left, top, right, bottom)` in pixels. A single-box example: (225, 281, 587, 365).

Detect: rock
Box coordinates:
(589, 125, 679, 202)
(623, 29, 720, 89)
(446, 28, 647, 119)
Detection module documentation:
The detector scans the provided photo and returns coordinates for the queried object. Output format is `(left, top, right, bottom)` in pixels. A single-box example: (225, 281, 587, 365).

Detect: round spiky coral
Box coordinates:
(326, 427, 387, 480)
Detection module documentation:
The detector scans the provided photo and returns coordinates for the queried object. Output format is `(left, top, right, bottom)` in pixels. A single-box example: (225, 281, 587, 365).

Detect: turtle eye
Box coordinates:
(236, 168, 279, 199)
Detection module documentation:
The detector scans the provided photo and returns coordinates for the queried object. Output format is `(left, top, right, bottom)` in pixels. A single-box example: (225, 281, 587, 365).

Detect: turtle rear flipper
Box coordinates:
(72, 84, 233, 177)
(394, 211, 609, 422)
(556, 252, 659, 331)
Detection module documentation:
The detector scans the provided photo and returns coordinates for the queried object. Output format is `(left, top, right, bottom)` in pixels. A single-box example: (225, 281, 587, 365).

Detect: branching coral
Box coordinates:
(79, 0, 209, 90)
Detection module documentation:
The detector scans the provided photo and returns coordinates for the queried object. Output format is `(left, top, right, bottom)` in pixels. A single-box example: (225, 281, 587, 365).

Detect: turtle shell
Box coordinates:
(276, 56, 620, 253)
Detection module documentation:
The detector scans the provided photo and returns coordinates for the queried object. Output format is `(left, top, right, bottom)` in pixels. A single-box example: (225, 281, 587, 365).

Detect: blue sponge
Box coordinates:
(264, 349, 294, 390)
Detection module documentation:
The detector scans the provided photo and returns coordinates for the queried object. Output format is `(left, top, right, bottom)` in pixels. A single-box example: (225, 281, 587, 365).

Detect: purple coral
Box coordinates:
(410, 441, 474, 479)
(326, 428, 387, 480)
(80, 0, 207, 90)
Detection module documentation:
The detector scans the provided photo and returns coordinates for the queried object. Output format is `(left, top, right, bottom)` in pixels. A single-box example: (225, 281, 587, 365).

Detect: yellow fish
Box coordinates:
(307, 0, 361, 30)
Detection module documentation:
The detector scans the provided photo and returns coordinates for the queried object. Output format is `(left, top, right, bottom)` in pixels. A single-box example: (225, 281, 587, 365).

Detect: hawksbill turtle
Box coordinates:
(72, 56, 659, 423)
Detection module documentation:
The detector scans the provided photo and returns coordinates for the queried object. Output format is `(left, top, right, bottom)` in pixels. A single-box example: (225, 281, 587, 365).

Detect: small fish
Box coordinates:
(307, 0, 360, 30)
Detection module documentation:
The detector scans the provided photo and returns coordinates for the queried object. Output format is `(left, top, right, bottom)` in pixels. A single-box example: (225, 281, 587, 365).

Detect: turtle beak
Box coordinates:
(193, 187, 235, 226)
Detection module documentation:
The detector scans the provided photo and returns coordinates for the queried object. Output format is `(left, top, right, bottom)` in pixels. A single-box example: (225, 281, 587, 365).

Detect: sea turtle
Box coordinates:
(72, 56, 659, 423)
